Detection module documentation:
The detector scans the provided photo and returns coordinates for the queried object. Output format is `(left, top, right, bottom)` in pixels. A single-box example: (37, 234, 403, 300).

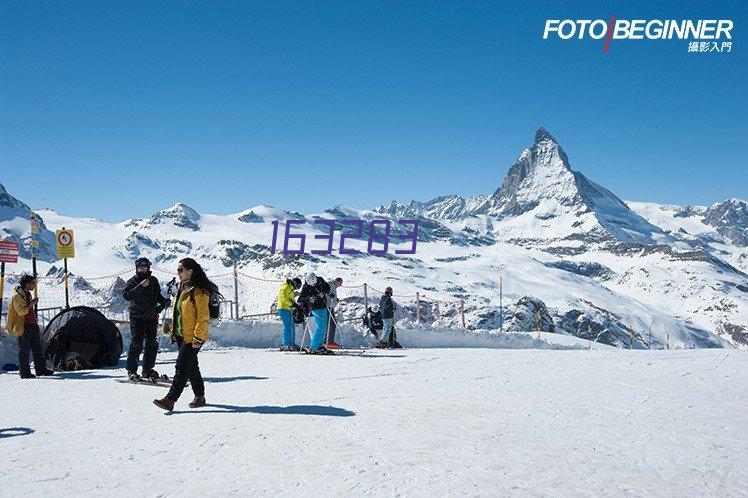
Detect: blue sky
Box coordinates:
(1, 0, 745, 221)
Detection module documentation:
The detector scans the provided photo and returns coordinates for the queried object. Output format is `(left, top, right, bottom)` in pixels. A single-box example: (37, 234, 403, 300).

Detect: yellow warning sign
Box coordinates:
(55, 229, 75, 259)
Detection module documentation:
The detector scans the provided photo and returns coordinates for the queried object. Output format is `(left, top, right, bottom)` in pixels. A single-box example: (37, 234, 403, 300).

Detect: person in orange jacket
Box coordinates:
(154, 258, 221, 411)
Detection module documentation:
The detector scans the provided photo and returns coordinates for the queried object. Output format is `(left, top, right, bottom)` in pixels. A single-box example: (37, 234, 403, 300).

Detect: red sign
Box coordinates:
(0, 241, 20, 264)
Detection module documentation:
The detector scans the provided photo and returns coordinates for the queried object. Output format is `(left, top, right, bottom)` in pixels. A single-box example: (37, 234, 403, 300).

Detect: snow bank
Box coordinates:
(207, 320, 602, 350)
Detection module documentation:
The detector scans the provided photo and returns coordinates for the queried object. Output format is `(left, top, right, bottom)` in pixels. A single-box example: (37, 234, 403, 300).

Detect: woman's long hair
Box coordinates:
(179, 258, 223, 298)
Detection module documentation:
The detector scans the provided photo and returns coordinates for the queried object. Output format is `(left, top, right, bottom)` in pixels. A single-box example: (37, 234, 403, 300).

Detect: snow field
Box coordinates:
(1, 348, 745, 496)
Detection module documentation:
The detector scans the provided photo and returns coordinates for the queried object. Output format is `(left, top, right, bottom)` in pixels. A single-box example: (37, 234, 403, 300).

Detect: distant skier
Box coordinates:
(122, 257, 170, 383)
(325, 277, 343, 349)
(362, 304, 383, 339)
(378, 287, 399, 349)
(277, 277, 302, 351)
(298, 272, 332, 354)
(6, 275, 52, 378)
(154, 258, 220, 411)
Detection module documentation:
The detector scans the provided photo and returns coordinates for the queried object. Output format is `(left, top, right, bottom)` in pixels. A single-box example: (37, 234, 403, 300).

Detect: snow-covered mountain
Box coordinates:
(1, 128, 746, 349)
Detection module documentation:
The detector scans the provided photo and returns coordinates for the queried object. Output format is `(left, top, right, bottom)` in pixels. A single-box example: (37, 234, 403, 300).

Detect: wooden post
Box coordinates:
(363, 283, 368, 312)
(499, 276, 503, 331)
(415, 292, 420, 322)
(233, 261, 240, 320)
(588, 324, 592, 350)
(460, 300, 465, 328)
(535, 309, 541, 340)
(666, 333, 669, 350)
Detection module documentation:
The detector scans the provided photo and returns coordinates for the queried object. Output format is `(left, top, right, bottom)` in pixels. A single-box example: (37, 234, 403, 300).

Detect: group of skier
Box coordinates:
(275, 273, 402, 354)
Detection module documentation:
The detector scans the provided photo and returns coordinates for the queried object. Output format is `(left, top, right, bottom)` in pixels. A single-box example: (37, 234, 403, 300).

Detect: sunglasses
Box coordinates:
(177, 267, 186, 273)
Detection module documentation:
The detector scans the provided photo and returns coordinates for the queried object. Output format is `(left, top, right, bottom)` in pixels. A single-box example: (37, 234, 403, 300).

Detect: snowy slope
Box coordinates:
(0, 348, 745, 496)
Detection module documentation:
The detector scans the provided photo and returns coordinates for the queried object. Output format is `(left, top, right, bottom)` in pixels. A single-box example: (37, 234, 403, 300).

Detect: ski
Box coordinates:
(117, 378, 173, 388)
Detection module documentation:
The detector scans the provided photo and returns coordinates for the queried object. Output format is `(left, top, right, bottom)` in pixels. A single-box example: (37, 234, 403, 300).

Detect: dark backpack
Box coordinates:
(190, 289, 221, 320)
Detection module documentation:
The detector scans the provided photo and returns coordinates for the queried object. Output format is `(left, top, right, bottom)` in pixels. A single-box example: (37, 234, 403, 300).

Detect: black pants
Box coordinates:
(127, 318, 159, 376)
(18, 324, 45, 376)
(167, 338, 205, 402)
(326, 309, 337, 344)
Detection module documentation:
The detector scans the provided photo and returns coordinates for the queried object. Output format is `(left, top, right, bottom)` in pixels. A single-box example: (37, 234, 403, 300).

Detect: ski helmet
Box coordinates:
(135, 257, 151, 268)
(371, 304, 380, 313)
(290, 277, 302, 289)
(305, 272, 317, 286)
(385, 286, 393, 295)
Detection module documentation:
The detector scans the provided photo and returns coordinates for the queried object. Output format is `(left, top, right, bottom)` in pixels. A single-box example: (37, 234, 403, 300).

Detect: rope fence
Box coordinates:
(1, 263, 477, 331)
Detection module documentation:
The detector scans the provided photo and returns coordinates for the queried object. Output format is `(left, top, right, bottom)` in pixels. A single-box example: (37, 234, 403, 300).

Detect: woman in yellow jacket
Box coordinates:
(154, 258, 220, 411)
(277, 277, 302, 351)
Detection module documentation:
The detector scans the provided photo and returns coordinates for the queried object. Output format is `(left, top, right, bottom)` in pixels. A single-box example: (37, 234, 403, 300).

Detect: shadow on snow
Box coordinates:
(166, 404, 355, 417)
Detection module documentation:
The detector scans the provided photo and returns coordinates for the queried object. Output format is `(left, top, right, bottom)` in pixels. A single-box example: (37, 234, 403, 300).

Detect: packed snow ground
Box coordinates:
(2, 348, 745, 496)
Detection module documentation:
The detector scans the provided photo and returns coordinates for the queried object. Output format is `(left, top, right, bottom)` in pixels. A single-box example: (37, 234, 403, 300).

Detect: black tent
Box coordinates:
(41, 306, 123, 371)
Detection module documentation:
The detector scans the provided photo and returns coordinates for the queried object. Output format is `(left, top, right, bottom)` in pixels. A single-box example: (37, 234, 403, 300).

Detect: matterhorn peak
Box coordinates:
(533, 127, 558, 145)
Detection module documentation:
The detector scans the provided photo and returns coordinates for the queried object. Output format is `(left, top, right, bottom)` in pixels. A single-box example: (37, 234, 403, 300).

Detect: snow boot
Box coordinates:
(325, 342, 341, 350)
(128, 372, 142, 383)
(188, 396, 206, 409)
(153, 397, 175, 411)
(144, 370, 161, 383)
(308, 346, 334, 355)
(20, 372, 36, 379)
(280, 345, 299, 352)
(375, 341, 389, 349)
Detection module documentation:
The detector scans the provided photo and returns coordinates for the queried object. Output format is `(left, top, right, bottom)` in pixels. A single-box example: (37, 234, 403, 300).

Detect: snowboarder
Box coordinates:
(153, 258, 219, 411)
(325, 277, 343, 349)
(298, 272, 332, 354)
(5, 275, 52, 378)
(276, 277, 302, 351)
(378, 286, 397, 348)
(362, 304, 383, 339)
(122, 257, 170, 383)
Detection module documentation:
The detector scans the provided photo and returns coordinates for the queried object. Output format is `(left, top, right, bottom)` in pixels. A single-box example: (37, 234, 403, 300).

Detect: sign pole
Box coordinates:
(55, 227, 75, 309)
(64, 257, 69, 309)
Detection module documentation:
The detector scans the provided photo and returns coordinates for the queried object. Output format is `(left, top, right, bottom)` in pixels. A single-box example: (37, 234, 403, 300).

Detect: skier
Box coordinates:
(153, 258, 220, 411)
(298, 272, 332, 354)
(122, 257, 170, 382)
(378, 286, 397, 349)
(276, 277, 302, 351)
(325, 277, 343, 349)
(362, 304, 383, 339)
(5, 275, 52, 378)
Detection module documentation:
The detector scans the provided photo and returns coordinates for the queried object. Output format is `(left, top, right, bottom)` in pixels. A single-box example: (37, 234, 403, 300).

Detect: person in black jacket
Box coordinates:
(122, 257, 170, 381)
(378, 287, 397, 348)
(297, 272, 332, 354)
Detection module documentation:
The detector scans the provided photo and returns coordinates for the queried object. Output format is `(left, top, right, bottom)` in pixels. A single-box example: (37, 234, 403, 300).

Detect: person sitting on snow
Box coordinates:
(363, 305, 383, 339)
(276, 277, 302, 351)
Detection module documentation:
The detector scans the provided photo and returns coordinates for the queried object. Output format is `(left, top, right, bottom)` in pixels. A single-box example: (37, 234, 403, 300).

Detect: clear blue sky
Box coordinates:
(1, 0, 745, 221)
